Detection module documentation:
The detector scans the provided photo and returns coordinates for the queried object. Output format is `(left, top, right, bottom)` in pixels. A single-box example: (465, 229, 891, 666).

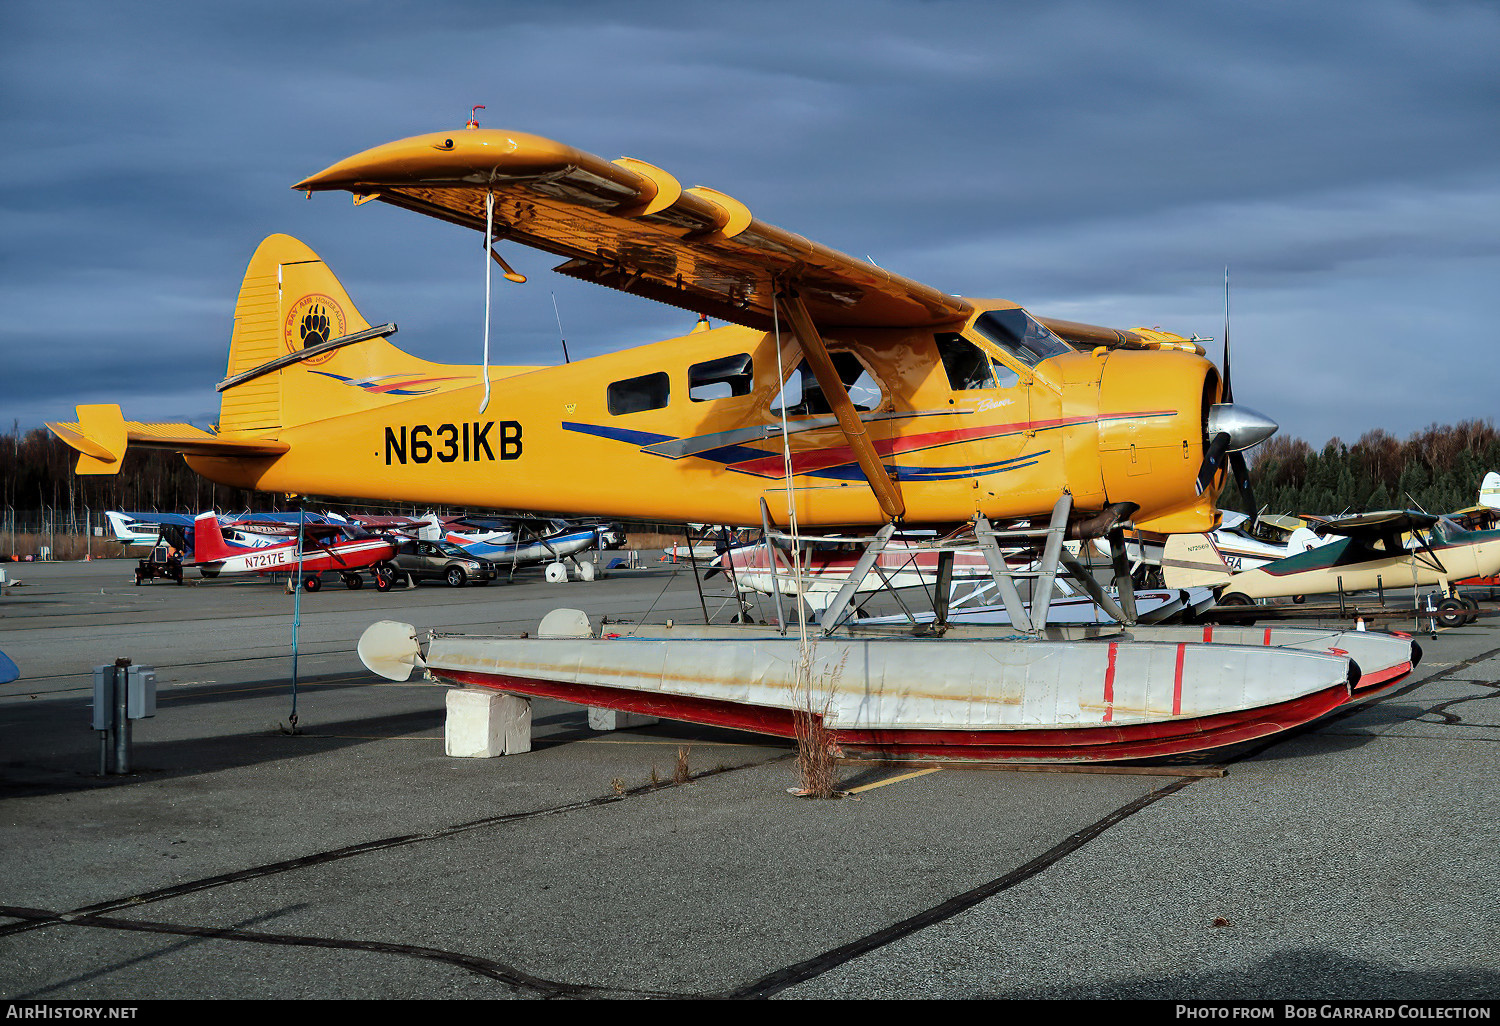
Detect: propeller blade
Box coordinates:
(1229, 449, 1260, 531)
(1222, 266, 1233, 404)
(1198, 431, 1232, 494)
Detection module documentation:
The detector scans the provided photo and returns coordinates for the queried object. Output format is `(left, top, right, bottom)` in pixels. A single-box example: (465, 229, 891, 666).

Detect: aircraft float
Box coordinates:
(51, 121, 1418, 761)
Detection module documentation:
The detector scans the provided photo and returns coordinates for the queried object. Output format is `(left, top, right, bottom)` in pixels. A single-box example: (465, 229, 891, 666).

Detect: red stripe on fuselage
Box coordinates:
(725, 412, 1175, 478)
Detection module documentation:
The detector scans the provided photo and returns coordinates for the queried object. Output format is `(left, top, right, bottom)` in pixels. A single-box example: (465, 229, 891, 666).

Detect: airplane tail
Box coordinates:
(1481, 471, 1500, 511)
(1161, 534, 1234, 589)
(50, 234, 539, 474)
(190, 513, 234, 563)
(218, 233, 483, 434)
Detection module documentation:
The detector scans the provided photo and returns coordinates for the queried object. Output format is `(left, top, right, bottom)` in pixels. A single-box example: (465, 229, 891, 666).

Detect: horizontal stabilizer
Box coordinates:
(48, 405, 289, 475)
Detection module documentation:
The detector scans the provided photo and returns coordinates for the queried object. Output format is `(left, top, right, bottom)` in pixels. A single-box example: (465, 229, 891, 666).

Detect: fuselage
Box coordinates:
(1222, 520, 1500, 599)
(189, 301, 1226, 533)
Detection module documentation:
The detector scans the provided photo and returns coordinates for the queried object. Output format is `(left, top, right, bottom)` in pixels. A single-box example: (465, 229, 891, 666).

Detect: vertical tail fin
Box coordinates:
(217, 235, 480, 437)
(191, 513, 233, 563)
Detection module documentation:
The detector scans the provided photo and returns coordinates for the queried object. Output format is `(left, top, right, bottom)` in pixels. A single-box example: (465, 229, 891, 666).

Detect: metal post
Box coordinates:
(290, 503, 304, 732)
(112, 657, 131, 774)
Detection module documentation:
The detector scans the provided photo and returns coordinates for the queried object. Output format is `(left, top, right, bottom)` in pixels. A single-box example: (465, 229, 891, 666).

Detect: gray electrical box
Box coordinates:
(92, 664, 156, 728)
(127, 666, 156, 719)
(91, 666, 112, 730)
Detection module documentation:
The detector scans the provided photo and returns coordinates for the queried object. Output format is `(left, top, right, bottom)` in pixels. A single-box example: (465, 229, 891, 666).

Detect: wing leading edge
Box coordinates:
(293, 129, 972, 333)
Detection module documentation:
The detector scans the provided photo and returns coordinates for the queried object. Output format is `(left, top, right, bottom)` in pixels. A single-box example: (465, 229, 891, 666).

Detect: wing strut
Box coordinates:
(774, 288, 905, 522)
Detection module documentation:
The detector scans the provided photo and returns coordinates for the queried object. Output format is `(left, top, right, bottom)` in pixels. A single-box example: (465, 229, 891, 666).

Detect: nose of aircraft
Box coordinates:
(1206, 403, 1278, 453)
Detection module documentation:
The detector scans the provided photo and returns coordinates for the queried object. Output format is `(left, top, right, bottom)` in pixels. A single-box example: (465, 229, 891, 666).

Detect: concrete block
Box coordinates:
(445, 687, 532, 757)
(587, 706, 659, 732)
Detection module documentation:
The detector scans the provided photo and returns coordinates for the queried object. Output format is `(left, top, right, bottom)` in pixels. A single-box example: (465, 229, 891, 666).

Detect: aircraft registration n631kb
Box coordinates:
(49, 123, 1275, 543)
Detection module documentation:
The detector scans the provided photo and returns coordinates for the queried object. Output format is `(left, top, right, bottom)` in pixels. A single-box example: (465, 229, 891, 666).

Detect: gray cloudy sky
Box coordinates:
(3, 0, 1497, 447)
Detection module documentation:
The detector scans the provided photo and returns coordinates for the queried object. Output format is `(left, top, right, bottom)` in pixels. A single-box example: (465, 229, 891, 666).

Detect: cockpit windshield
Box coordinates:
(1432, 517, 1466, 545)
(971, 309, 1074, 367)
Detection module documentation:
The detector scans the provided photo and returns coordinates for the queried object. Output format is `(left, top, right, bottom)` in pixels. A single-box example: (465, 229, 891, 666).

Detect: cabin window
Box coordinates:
(972, 309, 1073, 367)
(935, 333, 1018, 390)
(607, 371, 670, 415)
(771, 353, 882, 416)
(688, 353, 753, 402)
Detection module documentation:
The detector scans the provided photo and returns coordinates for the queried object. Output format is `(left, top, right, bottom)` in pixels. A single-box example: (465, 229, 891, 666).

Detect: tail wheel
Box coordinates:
(303, 575, 323, 593)
(445, 566, 467, 588)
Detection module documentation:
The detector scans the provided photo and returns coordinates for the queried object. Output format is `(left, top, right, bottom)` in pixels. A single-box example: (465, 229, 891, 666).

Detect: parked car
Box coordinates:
(377, 539, 496, 589)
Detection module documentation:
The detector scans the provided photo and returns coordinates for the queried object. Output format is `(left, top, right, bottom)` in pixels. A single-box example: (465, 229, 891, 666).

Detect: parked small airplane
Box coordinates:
(189, 512, 398, 591)
(423, 514, 622, 575)
(1165, 510, 1500, 626)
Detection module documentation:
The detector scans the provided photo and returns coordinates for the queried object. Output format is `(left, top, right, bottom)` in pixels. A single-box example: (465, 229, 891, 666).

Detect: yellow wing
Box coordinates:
(293, 129, 971, 332)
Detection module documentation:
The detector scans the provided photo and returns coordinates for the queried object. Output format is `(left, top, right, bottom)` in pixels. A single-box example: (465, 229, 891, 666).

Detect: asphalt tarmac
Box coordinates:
(0, 558, 1496, 1001)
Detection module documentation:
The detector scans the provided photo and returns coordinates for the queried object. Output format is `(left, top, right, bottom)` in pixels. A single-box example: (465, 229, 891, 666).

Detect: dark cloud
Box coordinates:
(3, 0, 1497, 447)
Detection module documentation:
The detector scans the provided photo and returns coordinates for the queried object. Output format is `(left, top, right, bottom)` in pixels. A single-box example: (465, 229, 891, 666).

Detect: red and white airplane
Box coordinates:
(191, 512, 397, 591)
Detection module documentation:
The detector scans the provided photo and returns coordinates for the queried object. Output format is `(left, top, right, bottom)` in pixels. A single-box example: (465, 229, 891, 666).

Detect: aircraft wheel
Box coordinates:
(199, 567, 220, 579)
(343, 573, 363, 590)
(303, 575, 323, 593)
(1218, 592, 1256, 625)
(1292, 594, 1305, 604)
(374, 569, 394, 592)
(1458, 596, 1480, 623)
(576, 561, 596, 582)
(544, 562, 567, 583)
(445, 566, 467, 588)
(1435, 598, 1467, 628)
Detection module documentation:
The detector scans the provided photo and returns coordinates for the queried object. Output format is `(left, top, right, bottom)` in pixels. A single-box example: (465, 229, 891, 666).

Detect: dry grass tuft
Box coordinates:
(791, 648, 847, 799)
(673, 745, 692, 784)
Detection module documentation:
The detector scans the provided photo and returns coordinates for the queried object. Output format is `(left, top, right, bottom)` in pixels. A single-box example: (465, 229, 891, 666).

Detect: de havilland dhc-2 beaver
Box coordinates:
(48, 120, 1421, 762)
